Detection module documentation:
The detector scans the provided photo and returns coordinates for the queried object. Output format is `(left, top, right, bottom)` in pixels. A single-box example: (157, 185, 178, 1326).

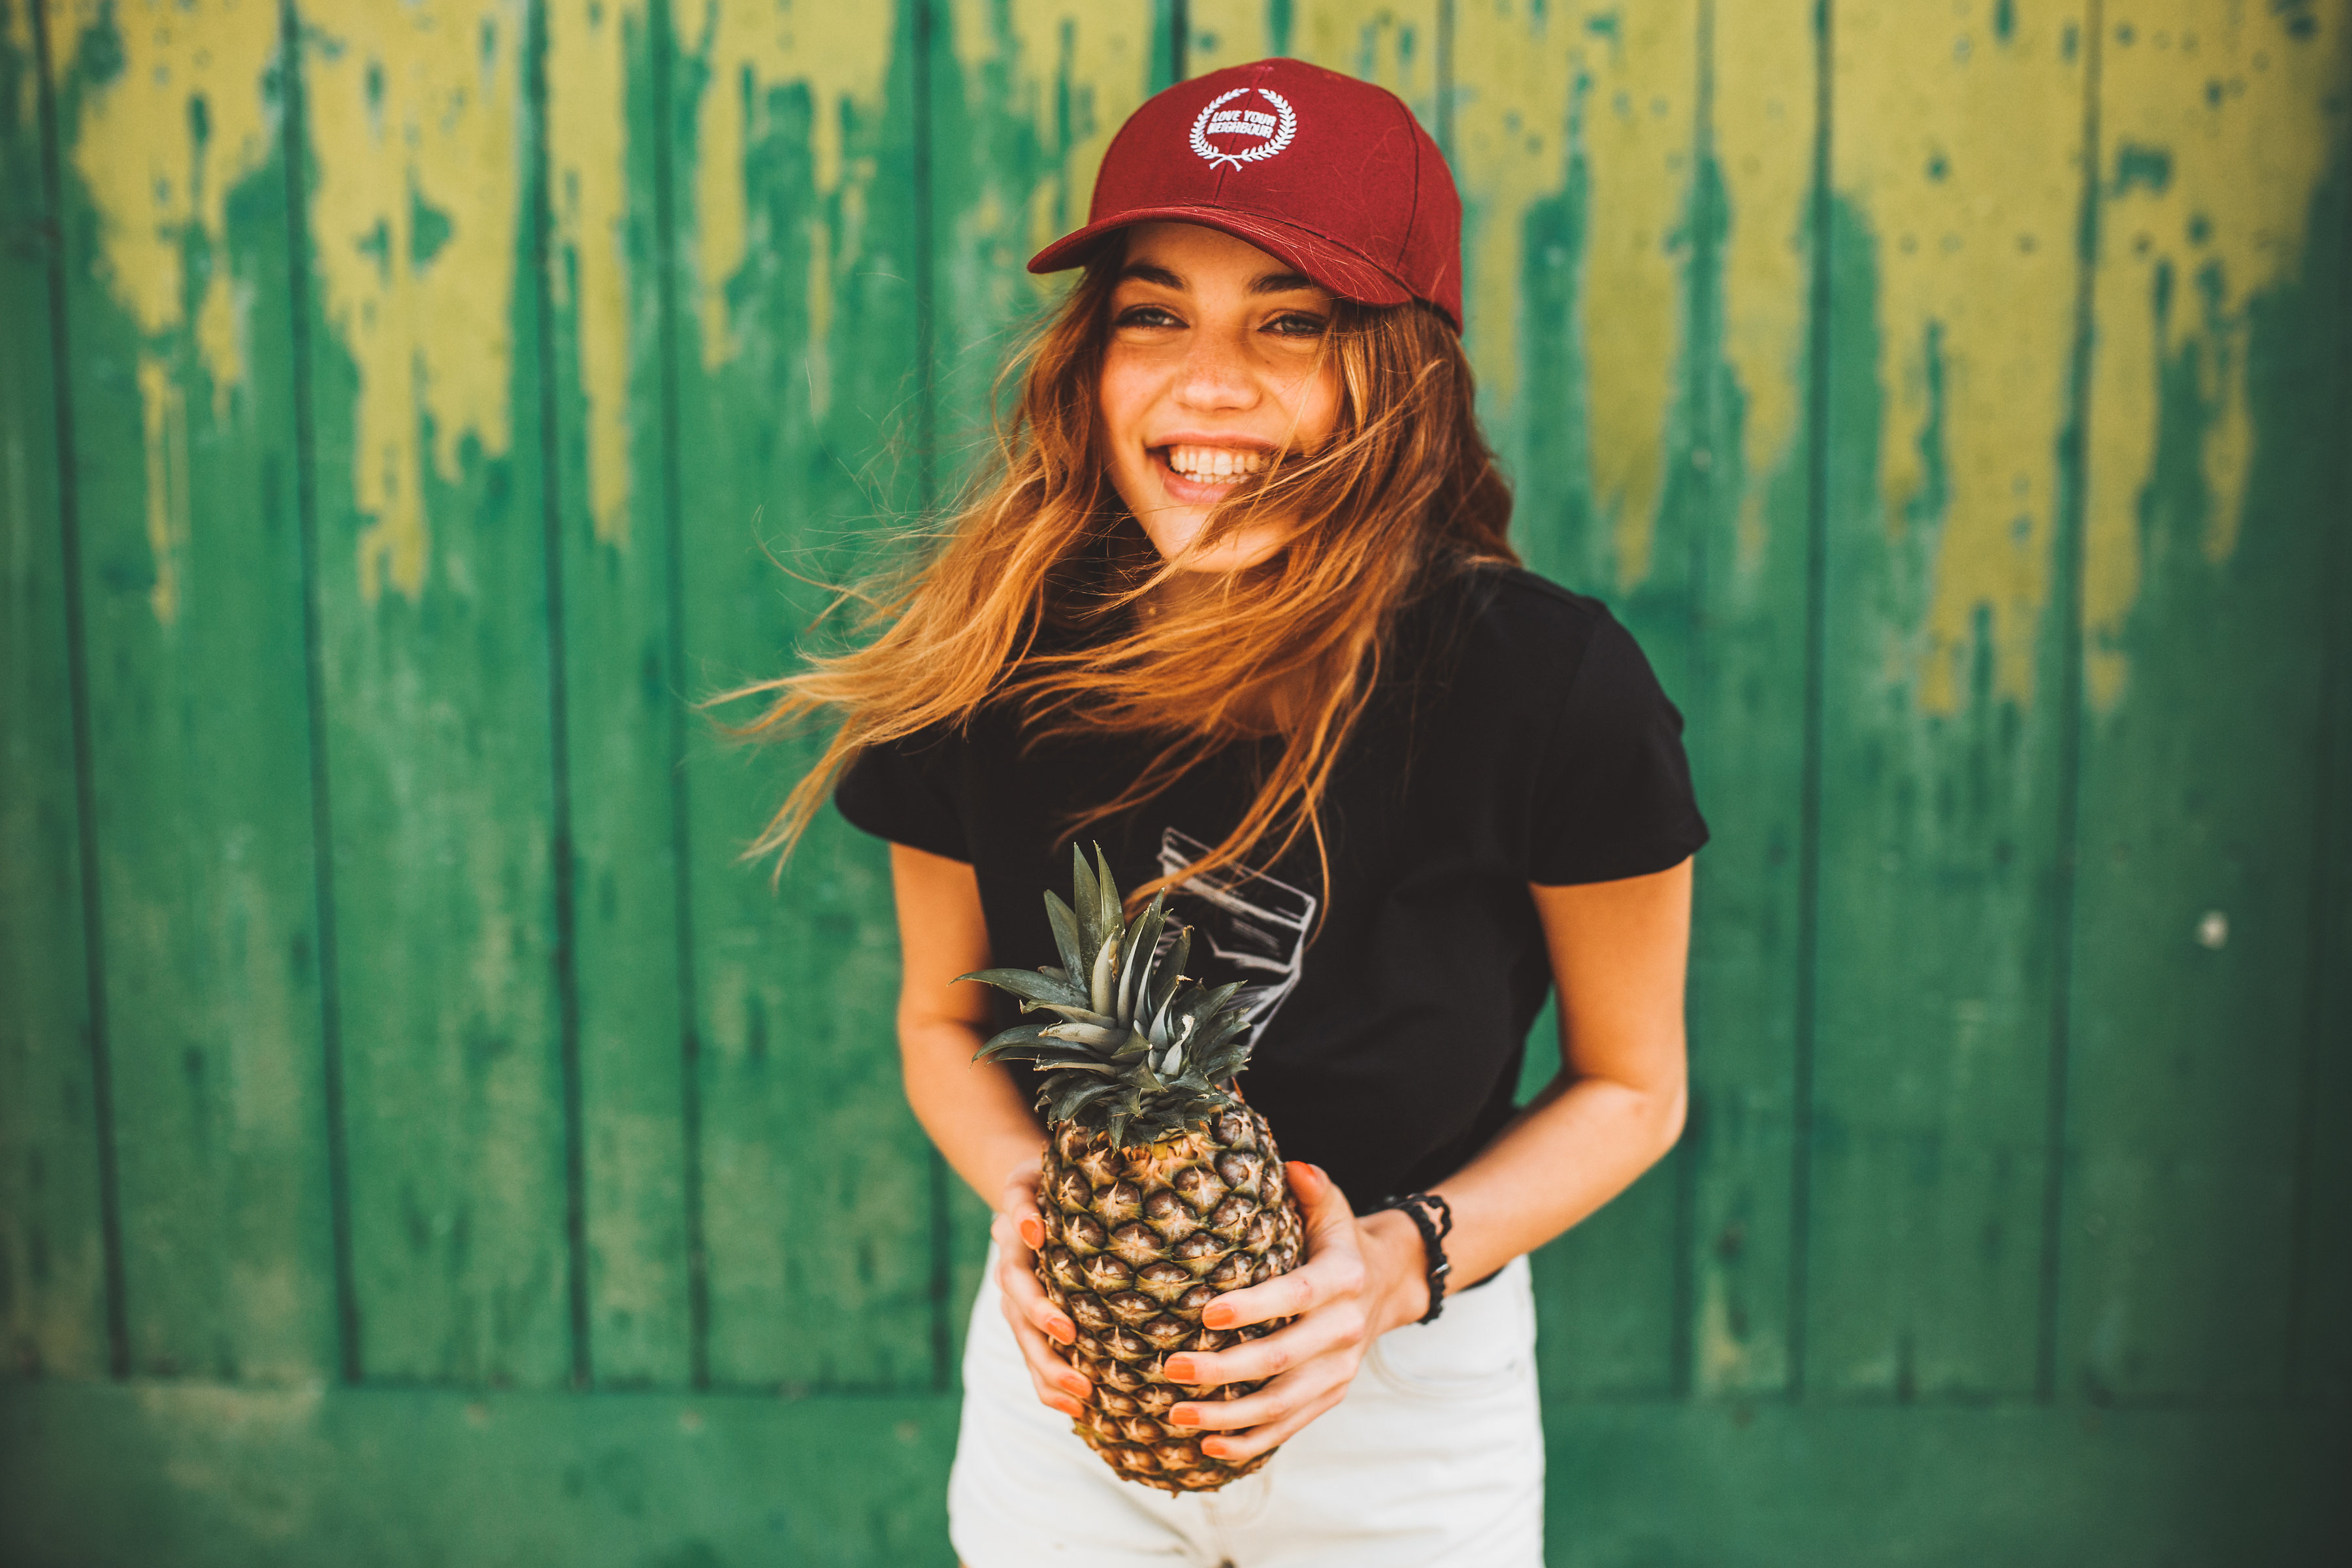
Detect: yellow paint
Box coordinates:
(1713, 1, 1812, 576)
(683, 0, 891, 400)
(52, 0, 278, 623)
(548, 0, 639, 547)
(1837, 1, 2084, 715)
(1456, 1, 1691, 590)
(945, 0, 1155, 306)
(304, 0, 526, 604)
(2083, 1, 2347, 709)
(7, 0, 36, 127)
(136, 357, 188, 623)
(1190, 0, 1441, 123)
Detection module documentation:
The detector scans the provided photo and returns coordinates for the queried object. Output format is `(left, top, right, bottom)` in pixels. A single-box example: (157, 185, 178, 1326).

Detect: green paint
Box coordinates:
(669, 0, 933, 1390)
(408, 184, 453, 269)
(50, 12, 339, 1386)
(1, 1384, 2344, 1566)
(546, 0, 694, 1390)
(2059, 144, 2352, 1401)
(1267, 0, 1294, 58)
(1993, 0, 2016, 43)
(296, 8, 572, 1387)
(0, 7, 110, 1381)
(1807, 192, 2069, 1397)
(2113, 142, 2172, 199)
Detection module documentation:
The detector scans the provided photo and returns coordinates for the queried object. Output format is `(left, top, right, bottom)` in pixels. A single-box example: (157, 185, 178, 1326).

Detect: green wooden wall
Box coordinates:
(1, 1, 2345, 1562)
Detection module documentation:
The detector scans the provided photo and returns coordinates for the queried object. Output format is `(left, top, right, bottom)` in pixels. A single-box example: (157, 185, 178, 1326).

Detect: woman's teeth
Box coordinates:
(1164, 445, 1267, 484)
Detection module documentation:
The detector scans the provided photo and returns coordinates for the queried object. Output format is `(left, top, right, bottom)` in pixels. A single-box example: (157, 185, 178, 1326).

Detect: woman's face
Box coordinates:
(1096, 222, 1343, 573)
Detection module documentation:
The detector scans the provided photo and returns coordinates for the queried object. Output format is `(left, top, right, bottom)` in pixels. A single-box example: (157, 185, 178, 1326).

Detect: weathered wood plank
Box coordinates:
(46, 0, 336, 1384)
(1679, 0, 1816, 1400)
(668, 0, 933, 1390)
(928, 0, 1163, 1372)
(1452, 0, 1695, 1397)
(0, 0, 108, 1381)
(1808, 0, 2089, 1397)
(294, 0, 572, 1386)
(931, 0, 1160, 497)
(2061, 0, 2351, 1399)
(543, 0, 692, 1389)
(4, 1382, 2347, 1567)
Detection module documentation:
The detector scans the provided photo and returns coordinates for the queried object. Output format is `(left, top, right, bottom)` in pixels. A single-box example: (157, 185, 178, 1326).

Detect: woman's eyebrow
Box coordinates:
(1249, 270, 1319, 296)
(1119, 261, 1184, 288)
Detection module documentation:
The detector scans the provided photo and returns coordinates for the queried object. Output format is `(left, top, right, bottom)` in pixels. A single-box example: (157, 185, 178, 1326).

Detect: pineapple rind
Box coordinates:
(1037, 1111, 1306, 1493)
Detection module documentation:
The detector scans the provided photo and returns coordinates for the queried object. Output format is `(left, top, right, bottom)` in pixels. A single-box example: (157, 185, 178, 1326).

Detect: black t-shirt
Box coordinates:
(834, 564, 1708, 1203)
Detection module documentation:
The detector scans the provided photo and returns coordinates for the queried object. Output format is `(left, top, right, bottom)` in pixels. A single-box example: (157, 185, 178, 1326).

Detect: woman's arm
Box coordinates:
(889, 843, 1101, 1421)
(890, 843, 1043, 1202)
(1162, 856, 1693, 1463)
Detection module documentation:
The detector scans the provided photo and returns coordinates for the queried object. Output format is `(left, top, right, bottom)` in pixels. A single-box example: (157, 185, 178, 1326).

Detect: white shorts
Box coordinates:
(947, 1245, 1545, 1567)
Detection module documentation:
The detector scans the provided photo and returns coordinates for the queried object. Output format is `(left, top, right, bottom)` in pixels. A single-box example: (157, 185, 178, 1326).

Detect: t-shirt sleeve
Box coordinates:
(1526, 612, 1710, 885)
(832, 728, 970, 862)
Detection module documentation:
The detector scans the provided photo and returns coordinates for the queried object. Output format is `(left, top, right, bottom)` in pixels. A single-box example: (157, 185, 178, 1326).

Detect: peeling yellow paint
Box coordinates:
(8, 0, 37, 127)
(1191, 0, 1440, 122)
(684, 0, 890, 393)
(304, 0, 525, 604)
(1456, 1, 1691, 591)
(53, 0, 278, 623)
(548, 0, 639, 547)
(136, 357, 188, 624)
(1714, 1, 1812, 575)
(945, 0, 1155, 302)
(2083, 1, 2346, 710)
(1838, 1, 2084, 715)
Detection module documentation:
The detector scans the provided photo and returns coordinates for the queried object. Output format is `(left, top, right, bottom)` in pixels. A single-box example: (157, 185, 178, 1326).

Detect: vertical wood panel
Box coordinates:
(543, 0, 692, 1388)
(928, 0, 1163, 1371)
(1454, 0, 1695, 1397)
(46, 0, 335, 1383)
(1682, 0, 1815, 1400)
(295, 0, 572, 1386)
(668, 0, 931, 1390)
(2061, 0, 2351, 1399)
(0, 0, 109, 1380)
(1810, 0, 2089, 1397)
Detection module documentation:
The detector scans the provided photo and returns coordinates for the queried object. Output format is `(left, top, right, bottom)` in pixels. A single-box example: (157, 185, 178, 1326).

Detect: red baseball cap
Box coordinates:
(1027, 58, 1464, 331)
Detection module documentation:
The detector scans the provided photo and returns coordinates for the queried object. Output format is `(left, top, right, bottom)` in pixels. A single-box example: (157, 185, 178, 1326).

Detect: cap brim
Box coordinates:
(1028, 206, 1414, 311)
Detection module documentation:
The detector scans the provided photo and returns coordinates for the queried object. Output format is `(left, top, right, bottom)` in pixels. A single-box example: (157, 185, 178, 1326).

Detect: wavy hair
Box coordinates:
(724, 246, 1516, 910)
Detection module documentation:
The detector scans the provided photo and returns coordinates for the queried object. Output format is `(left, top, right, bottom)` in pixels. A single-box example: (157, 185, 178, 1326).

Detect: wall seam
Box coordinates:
(525, 0, 593, 1390)
(277, 0, 363, 1386)
(30, 0, 129, 1384)
(645, 0, 711, 1396)
(1786, 0, 1836, 1403)
(2034, 0, 2103, 1406)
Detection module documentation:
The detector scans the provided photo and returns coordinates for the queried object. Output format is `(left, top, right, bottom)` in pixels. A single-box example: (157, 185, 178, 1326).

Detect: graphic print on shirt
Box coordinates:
(1154, 826, 1318, 1043)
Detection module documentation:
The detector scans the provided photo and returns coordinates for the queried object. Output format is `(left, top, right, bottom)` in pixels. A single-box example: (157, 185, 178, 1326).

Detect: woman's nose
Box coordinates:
(1173, 331, 1259, 412)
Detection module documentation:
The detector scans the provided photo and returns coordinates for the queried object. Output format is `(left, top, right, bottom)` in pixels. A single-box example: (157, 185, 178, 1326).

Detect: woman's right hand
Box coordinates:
(993, 1162, 1095, 1419)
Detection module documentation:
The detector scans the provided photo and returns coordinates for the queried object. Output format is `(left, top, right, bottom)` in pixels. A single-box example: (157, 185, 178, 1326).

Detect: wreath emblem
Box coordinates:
(1190, 87, 1298, 170)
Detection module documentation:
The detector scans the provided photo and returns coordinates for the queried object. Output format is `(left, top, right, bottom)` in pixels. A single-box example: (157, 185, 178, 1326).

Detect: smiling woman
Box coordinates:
(723, 56, 1702, 1568)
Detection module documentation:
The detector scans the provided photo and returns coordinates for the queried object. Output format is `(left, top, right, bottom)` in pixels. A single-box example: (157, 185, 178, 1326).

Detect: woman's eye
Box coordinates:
(1116, 305, 1182, 329)
(1265, 312, 1328, 338)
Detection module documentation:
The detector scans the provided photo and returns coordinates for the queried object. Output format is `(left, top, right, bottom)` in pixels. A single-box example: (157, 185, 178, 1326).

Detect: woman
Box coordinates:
(740, 58, 1704, 1568)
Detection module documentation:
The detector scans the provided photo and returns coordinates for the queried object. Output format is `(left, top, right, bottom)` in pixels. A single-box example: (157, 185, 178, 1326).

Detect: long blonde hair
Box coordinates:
(724, 246, 1516, 908)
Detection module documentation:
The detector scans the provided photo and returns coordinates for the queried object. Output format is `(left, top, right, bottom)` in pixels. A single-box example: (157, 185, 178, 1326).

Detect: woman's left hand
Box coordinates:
(1160, 1160, 1430, 1462)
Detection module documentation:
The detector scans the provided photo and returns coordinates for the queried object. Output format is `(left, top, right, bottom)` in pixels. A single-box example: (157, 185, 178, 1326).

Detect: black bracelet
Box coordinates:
(1384, 1192, 1454, 1324)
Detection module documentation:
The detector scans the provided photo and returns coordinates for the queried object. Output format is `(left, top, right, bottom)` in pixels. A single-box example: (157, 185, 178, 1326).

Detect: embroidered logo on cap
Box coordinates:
(1190, 86, 1297, 170)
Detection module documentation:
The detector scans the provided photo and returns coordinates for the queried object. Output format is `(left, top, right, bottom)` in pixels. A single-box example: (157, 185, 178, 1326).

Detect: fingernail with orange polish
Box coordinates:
(1060, 1373, 1089, 1398)
(1019, 1218, 1044, 1248)
(1200, 1438, 1227, 1457)
(1169, 1406, 1201, 1428)
(1164, 1355, 1197, 1382)
(1201, 1305, 1235, 1330)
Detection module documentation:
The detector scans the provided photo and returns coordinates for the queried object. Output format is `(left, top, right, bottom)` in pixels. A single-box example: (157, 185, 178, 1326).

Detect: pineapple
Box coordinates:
(959, 845, 1307, 1492)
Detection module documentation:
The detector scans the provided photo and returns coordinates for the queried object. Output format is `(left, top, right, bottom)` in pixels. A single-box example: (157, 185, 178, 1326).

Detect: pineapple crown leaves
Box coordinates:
(955, 843, 1256, 1149)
